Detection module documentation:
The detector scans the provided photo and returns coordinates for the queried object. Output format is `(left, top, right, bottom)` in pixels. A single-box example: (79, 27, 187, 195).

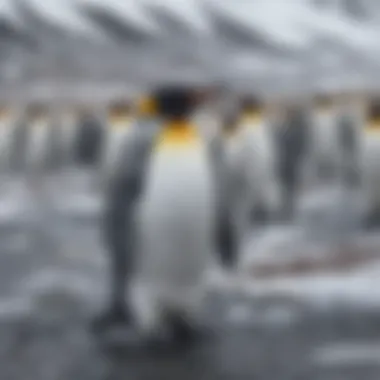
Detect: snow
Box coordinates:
(312, 342, 380, 367)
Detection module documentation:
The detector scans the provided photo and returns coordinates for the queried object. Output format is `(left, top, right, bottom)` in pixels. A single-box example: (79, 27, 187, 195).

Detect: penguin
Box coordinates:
(93, 85, 237, 346)
(13, 102, 59, 176)
(335, 92, 365, 188)
(221, 94, 280, 236)
(275, 101, 313, 221)
(8, 105, 32, 174)
(58, 104, 87, 167)
(360, 96, 380, 229)
(28, 102, 63, 174)
(0, 104, 16, 176)
(100, 96, 160, 192)
(72, 106, 105, 168)
(310, 93, 341, 183)
(101, 99, 134, 174)
(239, 95, 281, 225)
(191, 86, 225, 140)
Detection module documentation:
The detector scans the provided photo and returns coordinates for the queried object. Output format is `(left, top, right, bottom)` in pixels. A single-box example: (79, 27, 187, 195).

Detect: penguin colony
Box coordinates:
(0, 84, 377, 347)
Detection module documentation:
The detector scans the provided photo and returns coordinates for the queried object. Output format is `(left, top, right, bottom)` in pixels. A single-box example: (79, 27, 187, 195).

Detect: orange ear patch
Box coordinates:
(155, 121, 201, 151)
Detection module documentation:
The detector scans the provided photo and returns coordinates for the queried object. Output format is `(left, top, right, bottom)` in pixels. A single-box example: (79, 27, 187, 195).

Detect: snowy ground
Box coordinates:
(0, 172, 379, 379)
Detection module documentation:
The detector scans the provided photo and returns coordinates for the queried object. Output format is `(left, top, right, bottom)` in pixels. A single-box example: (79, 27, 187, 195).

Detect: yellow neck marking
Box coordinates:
(223, 124, 241, 140)
(155, 121, 201, 151)
(366, 118, 380, 134)
(30, 116, 49, 124)
(109, 115, 132, 130)
(241, 111, 262, 128)
(317, 105, 335, 115)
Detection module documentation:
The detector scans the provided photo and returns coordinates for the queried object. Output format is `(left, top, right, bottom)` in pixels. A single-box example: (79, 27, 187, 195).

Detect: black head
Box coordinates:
(26, 103, 50, 121)
(314, 94, 333, 110)
(241, 96, 261, 114)
(0, 106, 10, 118)
(368, 99, 380, 121)
(109, 100, 132, 116)
(222, 108, 240, 135)
(152, 86, 197, 120)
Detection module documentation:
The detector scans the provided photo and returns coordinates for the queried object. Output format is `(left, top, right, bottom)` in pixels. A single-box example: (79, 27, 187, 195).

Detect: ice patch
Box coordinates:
(17, 268, 103, 302)
(312, 342, 380, 367)
(0, 296, 33, 320)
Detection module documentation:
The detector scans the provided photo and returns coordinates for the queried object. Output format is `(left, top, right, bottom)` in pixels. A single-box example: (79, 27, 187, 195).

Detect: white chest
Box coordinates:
(142, 146, 215, 217)
(28, 121, 50, 163)
(136, 145, 216, 287)
(0, 119, 13, 152)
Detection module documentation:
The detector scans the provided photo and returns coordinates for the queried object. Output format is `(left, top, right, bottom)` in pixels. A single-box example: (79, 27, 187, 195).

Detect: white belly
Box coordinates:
(102, 128, 131, 171)
(27, 122, 50, 168)
(361, 133, 380, 208)
(0, 120, 13, 168)
(60, 118, 78, 157)
(135, 145, 215, 295)
(312, 114, 340, 164)
(225, 125, 279, 219)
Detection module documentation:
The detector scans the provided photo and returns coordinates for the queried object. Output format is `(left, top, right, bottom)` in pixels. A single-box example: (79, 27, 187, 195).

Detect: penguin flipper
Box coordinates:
(209, 136, 238, 269)
(95, 126, 156, 332)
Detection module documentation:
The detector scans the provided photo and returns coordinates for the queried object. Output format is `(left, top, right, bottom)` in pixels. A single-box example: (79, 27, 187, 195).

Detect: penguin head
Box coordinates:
(74, 106, 95, 122)
(0, 105, 11, 121)
(108, 100, 132, 126)
(241, 96, 261, 115)
(314, 94, 334, 114)
(240, 95, 263, 126)
(368, 98, 380, 123)
(285, 104, 309, 126)
(222, 109, 241, 137)
(109, 100, 131, 116)
(152, 86, 198, 121)
(26, 103, 50, 123)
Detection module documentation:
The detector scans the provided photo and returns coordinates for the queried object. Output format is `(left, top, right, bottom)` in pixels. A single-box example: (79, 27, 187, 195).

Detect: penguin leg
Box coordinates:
(364, 208, 380, 231)
(249, 203, 270, 226)
(91, 249, 133, 334)
(162, 290, 211, 347)
(341, 159, 361, 188)
(317, 160, 336, 183)
(279, 177, 297, 222)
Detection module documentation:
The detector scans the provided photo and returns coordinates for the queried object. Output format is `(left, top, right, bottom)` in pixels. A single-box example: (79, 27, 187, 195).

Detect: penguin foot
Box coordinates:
(250, 206, 270, 226)
(166, 315, 213, 347)
(364, 211, 380, 231)
(342, 171, 361, 188)
(90, 304, 133, 335)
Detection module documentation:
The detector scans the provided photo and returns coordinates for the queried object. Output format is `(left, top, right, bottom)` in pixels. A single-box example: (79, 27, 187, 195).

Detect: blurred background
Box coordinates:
(1, 0, 380, 379)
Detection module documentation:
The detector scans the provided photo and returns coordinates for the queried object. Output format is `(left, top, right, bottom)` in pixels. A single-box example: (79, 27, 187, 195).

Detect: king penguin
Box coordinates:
(240, 96, 281, 225)
(58, 103, 87, 168)
(359, 96, 380, 229)
(100, 95, 160, 192)
(0, 104, 16, 176)
(93, 85, 237, 346)
(275, 101, 312, 220)
(21, 102, 58, 176)
(310, 93, 341, 184)
(335, 92, 364, 188)
(222, 94, 280, 237)
(101, 98, 134, 175)
(72, 106, 105, 169)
